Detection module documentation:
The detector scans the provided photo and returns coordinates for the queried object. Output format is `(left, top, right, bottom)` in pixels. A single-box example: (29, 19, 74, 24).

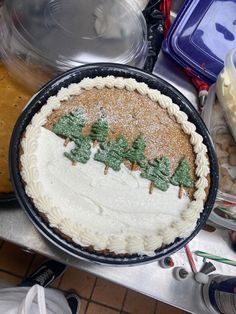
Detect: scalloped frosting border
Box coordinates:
(20, 76, 210, 256)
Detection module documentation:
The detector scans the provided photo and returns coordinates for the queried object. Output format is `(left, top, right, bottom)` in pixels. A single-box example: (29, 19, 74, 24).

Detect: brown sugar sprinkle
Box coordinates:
(44, 87, 196, 179)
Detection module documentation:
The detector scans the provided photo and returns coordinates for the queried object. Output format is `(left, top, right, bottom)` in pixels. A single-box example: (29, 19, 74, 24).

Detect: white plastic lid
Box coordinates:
(4, 0, 147, 69)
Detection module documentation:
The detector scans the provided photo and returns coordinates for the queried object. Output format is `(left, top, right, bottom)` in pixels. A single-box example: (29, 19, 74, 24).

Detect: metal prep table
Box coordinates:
(1, 53, 236, 314)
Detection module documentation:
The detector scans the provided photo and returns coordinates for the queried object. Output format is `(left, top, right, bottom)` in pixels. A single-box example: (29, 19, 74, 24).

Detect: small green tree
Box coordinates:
(141, 157, 170, 194)
(94, 136, 128, 174)
(125, 136, 146, 170)
(90, 117, 108, 146)
(52, 108, 86, 146)
(64, 136, 91, 165)
(170, 158, 193, 198)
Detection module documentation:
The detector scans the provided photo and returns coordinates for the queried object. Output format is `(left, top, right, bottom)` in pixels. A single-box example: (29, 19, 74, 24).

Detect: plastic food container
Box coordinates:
(163, 0, 236, 83)
(202, 85, 236, 201)
(202, 85, 236, 230)
(210, 201, 236, 231)
(216, 48, 236, 142)
(0, 0, 147, 91)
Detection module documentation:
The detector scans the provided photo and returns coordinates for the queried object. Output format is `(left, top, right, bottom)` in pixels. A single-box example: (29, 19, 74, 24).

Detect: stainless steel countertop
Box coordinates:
(0, 53, 235, 314)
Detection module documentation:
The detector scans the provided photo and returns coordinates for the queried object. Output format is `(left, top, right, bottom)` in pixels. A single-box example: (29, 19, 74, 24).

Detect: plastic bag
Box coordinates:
(0, 285, 72, 314)
(143, 0, 164, 72)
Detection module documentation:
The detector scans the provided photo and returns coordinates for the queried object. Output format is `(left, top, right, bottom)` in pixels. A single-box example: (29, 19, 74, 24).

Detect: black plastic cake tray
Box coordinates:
(9, 63, 218, 265)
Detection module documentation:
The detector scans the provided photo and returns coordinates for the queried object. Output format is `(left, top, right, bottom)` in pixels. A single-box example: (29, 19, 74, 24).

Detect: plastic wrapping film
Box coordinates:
(143, 0, 165, 73)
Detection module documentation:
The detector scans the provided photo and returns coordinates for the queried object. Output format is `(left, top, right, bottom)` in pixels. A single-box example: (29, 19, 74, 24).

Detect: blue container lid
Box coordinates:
(163, 0, 236, 83)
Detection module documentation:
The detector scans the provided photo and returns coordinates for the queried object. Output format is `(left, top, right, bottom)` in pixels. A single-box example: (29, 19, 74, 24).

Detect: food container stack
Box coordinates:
(216, 48, 236, 202)
(216, 48, 236, 142)
(202, 48, 236, 230)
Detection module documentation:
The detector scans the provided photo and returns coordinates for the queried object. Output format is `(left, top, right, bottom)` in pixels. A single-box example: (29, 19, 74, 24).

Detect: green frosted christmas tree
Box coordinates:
(125, 135, 146, 170)
(90, 117, 108, 146)
(52, 108, 86, 146)
(170, 158, 193, 198)
(141, 157, 170, 194)
(64, 136, 91, 165)
(94, 136, 128, 174)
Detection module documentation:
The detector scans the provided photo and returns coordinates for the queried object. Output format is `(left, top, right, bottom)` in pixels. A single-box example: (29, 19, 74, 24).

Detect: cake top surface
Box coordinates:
(20, 76, 210, 256)
(44, 87, 196, 176)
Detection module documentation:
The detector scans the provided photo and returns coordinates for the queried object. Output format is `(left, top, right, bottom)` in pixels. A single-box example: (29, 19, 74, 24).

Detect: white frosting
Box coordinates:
(20, 76, 210, 256)
(35, 128, 190, 253)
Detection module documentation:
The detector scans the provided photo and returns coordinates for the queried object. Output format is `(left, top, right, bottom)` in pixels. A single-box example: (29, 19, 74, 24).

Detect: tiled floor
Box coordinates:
(0, 240, 186, 314)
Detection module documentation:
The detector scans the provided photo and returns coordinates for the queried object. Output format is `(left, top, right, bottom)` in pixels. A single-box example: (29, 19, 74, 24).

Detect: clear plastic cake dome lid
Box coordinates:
(4, 0, 147, 69)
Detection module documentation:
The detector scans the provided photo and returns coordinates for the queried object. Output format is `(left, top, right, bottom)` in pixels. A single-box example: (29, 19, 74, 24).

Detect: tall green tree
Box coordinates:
(125, 135, 146, 170)
(90, 117, 108, 146)
(64, 136, 91, 165)
(52, 108, 86, 146)
(141, 157, 170, 194)
(170, 158, 193, 198)
(94, 136, 128, 174)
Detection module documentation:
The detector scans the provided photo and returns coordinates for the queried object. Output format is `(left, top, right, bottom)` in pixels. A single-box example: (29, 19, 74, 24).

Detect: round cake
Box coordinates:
(20, 76, 210, 256)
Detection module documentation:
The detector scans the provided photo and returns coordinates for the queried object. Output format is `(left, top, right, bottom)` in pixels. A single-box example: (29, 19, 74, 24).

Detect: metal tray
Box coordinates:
(9, 63, 219, 265)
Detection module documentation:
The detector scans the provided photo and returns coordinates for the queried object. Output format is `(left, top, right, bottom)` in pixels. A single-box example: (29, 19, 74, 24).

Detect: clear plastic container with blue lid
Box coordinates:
(0, 0, 147, 91)
(163, 0, 236, 83)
